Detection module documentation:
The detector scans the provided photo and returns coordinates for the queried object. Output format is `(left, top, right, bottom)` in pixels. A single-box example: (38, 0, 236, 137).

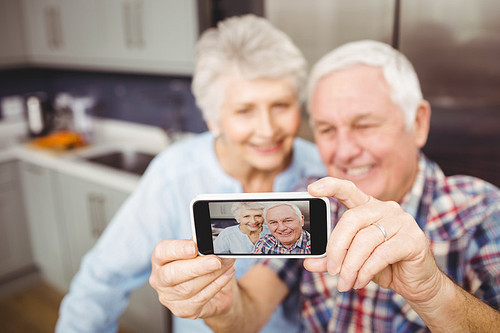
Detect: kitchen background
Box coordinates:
(0, 0, 499, 332)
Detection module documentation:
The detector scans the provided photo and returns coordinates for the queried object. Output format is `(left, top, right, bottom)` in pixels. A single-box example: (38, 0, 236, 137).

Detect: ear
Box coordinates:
(413, 100, 431, 148)
(206, 120, 220, 137)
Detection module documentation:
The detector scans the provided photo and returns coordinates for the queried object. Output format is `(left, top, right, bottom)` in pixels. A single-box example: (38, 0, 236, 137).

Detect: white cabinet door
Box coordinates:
(102, 0, 198, 75)
(0, 0, 26, 67)
(19, 0, 197, 74)
(21, 0, 107, 67)
(0, 161, 34, 278)
(57, 172, 169, 333)
(57, 172, 129, 276)
(19, 160, 70, 291)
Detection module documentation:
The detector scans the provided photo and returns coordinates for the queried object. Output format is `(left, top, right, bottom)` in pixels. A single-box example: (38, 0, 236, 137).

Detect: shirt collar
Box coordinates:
(400, 154, 426, 219)
(273, 229, 307, 250)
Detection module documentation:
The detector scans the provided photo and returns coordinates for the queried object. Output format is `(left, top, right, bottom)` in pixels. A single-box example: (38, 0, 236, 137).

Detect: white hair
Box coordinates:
(307, 40, 423, 129)
(231, 202, 265, 222)
(263, 202, 303, 224)
(192, 14, 307, 125)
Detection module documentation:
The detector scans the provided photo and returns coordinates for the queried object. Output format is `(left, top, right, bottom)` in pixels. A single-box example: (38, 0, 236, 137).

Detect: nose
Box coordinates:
(334, 128, 362, 164)
(276, 221, 287, 231)
(255, 110, 277, 138)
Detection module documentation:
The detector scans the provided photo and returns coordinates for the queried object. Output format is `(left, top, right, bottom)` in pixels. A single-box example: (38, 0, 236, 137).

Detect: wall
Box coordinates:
(0, 68, 207, 134)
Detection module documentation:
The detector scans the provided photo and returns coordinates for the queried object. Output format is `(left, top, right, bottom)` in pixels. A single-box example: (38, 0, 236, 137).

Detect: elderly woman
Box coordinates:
(214, 202, 270, 254)
(57, 14, 325, 333)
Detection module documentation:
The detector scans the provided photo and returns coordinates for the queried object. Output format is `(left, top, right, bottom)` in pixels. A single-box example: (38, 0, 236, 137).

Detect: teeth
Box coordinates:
(346, 166, 371, 176)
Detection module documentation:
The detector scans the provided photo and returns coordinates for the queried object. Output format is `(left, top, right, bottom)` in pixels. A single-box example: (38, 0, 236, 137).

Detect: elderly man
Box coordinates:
(253, 203, 310, 254)
(149, 40, 500, 331)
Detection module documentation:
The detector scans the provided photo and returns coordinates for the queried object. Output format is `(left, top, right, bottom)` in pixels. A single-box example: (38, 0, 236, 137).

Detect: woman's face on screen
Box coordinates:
(237, 208, 265, 233)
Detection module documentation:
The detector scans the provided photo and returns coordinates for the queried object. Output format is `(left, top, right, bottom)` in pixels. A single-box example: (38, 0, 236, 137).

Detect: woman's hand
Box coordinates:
(149, 239, 236, 319)
(304, 177, 444, 304)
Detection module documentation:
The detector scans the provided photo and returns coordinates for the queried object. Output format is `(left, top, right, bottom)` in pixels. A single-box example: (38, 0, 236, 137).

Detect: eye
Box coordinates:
(354, 122, 377, 131)
(273, 102, 290, 109)
(235, 108, 251, 115)
(315, 125, 336, 136)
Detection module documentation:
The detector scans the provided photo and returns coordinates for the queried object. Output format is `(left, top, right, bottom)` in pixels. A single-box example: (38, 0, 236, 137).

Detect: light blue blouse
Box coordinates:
(56, 131, 326, 333)
(214, 224, 271, 254)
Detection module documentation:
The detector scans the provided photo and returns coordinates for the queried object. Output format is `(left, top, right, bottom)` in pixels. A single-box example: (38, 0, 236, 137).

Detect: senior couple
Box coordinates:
(57, 14, 500, 332)
(214, 202, 310, 255)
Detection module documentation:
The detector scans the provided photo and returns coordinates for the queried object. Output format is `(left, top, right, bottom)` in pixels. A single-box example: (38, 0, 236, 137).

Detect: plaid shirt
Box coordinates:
(254, 229, 311, 254)
(262, 154, 500, 332)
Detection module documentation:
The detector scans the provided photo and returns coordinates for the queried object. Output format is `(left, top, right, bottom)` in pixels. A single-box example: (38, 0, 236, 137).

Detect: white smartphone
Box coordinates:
(190, 192, 330, 258)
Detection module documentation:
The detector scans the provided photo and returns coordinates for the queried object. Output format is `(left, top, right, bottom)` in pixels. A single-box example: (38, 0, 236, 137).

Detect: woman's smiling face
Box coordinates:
(212, 75, 301, 173)
(237, 208, 265, 233)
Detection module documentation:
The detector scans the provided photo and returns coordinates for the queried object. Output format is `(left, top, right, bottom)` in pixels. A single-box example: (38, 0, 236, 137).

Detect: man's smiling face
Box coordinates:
(266, 204, 304, 248)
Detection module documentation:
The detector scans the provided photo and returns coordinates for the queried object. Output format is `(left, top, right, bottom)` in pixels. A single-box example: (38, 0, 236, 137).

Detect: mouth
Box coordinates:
(276, 230, 292, 236)
(250, 141, 283, 154)
(345, 165, 372, 177)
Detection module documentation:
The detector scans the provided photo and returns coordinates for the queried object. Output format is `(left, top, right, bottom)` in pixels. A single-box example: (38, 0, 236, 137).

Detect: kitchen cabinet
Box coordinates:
(101, 0, 198, 75)
(56, 172, 169, 333)
(19, 160, 70, 291)
(56, 172, 129, 276)
(0, 0, 26, 67)
(17, 0, 197, 75)
(0, 160, 34, 278)
(21, 0, 107, 65)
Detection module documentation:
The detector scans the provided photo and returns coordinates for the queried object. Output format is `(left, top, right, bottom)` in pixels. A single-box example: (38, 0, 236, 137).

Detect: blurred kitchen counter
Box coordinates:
(0, 118, 176, 193)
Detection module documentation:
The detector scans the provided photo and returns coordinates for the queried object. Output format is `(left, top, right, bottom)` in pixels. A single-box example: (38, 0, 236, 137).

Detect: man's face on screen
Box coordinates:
(266, 204, 304, 248)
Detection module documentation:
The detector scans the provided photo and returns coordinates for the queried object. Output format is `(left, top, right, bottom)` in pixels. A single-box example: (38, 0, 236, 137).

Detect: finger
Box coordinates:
(336, 218, 398, 291)
(156, 255, 234, 288)
(165, 260, 235, 303)
(166, 265, 236, 319)
(151, 239, 198, 266)
(326, 200, 390, 275)
(308, 177, 371, 209)
(354, 228, 428, 290)
(303, 257, 328, 272)
(186, 266, 236, 318)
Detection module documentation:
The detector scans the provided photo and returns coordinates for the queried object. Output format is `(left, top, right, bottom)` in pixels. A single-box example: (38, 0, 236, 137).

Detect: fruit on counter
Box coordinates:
(31, 130, 87, 150)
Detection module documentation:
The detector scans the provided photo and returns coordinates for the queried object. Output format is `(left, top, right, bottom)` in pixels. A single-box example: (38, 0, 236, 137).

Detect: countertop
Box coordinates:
(0, 118, 182, 193)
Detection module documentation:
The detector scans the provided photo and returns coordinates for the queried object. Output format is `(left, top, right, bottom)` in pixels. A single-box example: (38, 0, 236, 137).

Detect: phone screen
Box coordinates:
(192, 197, 329, 257)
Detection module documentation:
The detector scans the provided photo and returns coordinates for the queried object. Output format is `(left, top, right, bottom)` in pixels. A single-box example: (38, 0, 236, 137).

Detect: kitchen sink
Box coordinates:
(82, 150, 156, 175)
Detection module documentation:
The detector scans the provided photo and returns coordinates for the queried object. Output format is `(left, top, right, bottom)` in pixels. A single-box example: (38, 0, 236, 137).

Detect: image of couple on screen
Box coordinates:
(212, 201, 311, 254)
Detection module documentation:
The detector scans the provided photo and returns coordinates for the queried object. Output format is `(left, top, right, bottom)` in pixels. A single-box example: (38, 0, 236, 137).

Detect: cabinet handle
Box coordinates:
(53, 5, 64, 48)
(44, 6, 56, 49)
(44, 5, 63, 50)
(88, 193, 106, 238)
(133, 0, 144, 49)
(123, 1, 134, 49)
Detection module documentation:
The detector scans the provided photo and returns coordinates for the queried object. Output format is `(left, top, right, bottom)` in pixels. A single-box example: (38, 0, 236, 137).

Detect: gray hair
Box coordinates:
(307, 40, 423, 129)
(231, 202, 265, 222)
(263, 202, 303, 224)
(192, 14, 307, 125)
